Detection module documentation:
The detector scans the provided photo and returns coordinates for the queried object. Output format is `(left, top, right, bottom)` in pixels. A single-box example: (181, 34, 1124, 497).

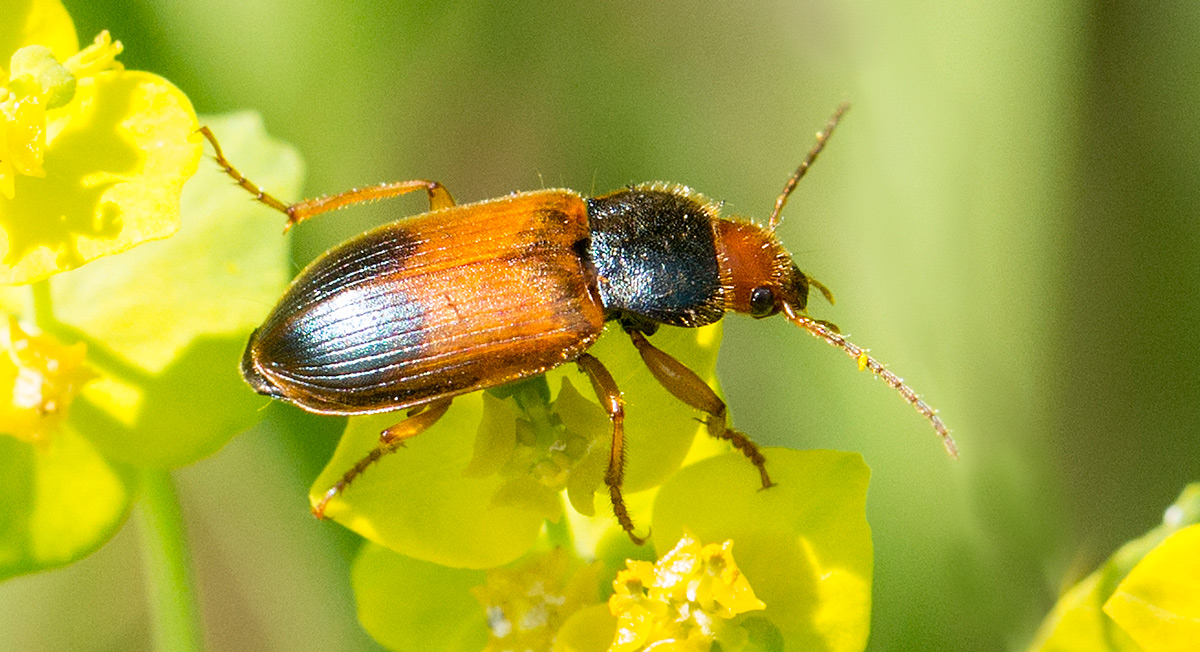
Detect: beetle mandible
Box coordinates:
(204, 104, 955, 543)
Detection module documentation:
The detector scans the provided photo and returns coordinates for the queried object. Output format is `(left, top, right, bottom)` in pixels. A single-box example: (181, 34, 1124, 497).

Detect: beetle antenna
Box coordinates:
(768, 102, 850, 232)
(781, 301, 958, 458)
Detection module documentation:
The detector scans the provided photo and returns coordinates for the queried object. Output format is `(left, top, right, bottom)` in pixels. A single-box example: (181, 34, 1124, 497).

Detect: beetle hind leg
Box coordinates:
(627, 329, 773, 489)
(283, 179, 456, 228)
(575, 353, 648, 545)
(198, 126, 292, 215)
(311, 398, 453, 519)
(197, 126, 456, 230)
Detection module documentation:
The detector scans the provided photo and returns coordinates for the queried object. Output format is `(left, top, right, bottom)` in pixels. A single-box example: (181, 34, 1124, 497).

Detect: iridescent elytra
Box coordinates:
(204, 104, 955, 543)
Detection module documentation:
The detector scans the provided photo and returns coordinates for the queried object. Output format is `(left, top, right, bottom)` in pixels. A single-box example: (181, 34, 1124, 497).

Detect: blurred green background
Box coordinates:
(3, 0, 1198, 650)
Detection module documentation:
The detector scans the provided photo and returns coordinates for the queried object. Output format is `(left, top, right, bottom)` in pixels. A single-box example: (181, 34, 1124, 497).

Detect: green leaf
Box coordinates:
(0, 425, 133, 580)
(0, 112, 301, 580)
(1103, 524, 1200, 651)
(352, 543, 488, 652)
(47, 111, 302, 467)
(650, 448, 873, 652)
(312, 393, 548, 569)
(1028, 484, 1200, 652)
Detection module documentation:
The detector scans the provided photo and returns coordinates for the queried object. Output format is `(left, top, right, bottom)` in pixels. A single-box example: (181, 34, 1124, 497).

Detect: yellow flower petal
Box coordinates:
(0, 125, 12, 198)
(1, 2, 200, 284)
(652, 450, 874, 652)
(1104, 524, 1200, 652)
(0, 69, 200, 283)
(3, 77, 48, 177)
(0, 0, 78, 63)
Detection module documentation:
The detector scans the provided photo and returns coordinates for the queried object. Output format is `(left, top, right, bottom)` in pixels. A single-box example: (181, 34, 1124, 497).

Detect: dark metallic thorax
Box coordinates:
(585, 187, 725, 327)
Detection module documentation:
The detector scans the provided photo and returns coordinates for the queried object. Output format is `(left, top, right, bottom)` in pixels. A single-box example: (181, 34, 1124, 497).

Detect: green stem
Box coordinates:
(28, 278, 151, 383)
(138, 468, 204, 652)
(545, 504, 574, 551)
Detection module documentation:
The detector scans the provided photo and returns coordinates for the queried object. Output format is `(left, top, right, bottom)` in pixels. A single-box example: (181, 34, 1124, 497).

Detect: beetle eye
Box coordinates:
(749, 286, 776, 318)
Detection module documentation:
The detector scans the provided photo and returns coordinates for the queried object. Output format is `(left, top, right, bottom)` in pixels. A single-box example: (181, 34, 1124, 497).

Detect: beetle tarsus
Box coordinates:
(311, 443, 394, 519)
(311, 485, 341, 520)
(706, 419, 773, 489)
(609, 484, 648, 545)
(197, 126, 293, 217)
(576, 352, 650, 544)
(310, 399, 453, 518)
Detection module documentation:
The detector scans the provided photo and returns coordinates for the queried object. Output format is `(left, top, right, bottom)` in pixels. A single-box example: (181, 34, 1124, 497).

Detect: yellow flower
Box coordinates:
(1105, 523, 1200, 651)
(471, 548, 604, 652)
(1, 314, 93, 444)
(463, 377, 613, 523)
(0, 0, 201, 284)
(609, 531, 765, 652)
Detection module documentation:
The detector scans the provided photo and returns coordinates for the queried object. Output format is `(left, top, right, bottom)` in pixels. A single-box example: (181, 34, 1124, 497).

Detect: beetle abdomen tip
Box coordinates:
(241, 329, 285, 399)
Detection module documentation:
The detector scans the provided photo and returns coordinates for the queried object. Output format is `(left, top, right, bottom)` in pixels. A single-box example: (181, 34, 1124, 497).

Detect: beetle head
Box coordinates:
(716, 218, 833, 320)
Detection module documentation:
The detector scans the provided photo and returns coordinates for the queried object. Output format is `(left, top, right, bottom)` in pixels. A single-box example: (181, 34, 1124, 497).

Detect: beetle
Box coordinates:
(203, 104, 954, 543)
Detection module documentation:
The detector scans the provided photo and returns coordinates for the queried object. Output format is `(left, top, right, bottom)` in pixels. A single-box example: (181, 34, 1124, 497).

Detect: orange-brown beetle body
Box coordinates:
(208, 105, 954, 542)
(241, 190, 605, 414)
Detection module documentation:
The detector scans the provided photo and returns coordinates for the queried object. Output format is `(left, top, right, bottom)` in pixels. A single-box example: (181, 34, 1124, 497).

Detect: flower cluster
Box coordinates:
(472, 548, 604, 652)
(1, 31, 123, 198)
(348, 436, 874, 652)
(1, 315, 91, 444)
(609, 532, 765, 652)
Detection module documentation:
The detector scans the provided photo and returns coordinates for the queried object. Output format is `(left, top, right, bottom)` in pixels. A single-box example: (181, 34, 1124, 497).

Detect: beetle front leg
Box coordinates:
(627, 329, 773, 489)
(575, 353, 647, 545)
(198, 126, 456, 229)
(311, 398, 453, 519)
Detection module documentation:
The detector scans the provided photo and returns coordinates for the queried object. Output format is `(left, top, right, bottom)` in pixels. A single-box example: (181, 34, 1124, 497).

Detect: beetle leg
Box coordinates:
(197, 126, 455, 230)
(575, 353, 647, 545)
(311, 398, 453, 519)
(283, 180, 456, 228)
(197, 126, 293, 215)
(627, 330, 773, 489)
